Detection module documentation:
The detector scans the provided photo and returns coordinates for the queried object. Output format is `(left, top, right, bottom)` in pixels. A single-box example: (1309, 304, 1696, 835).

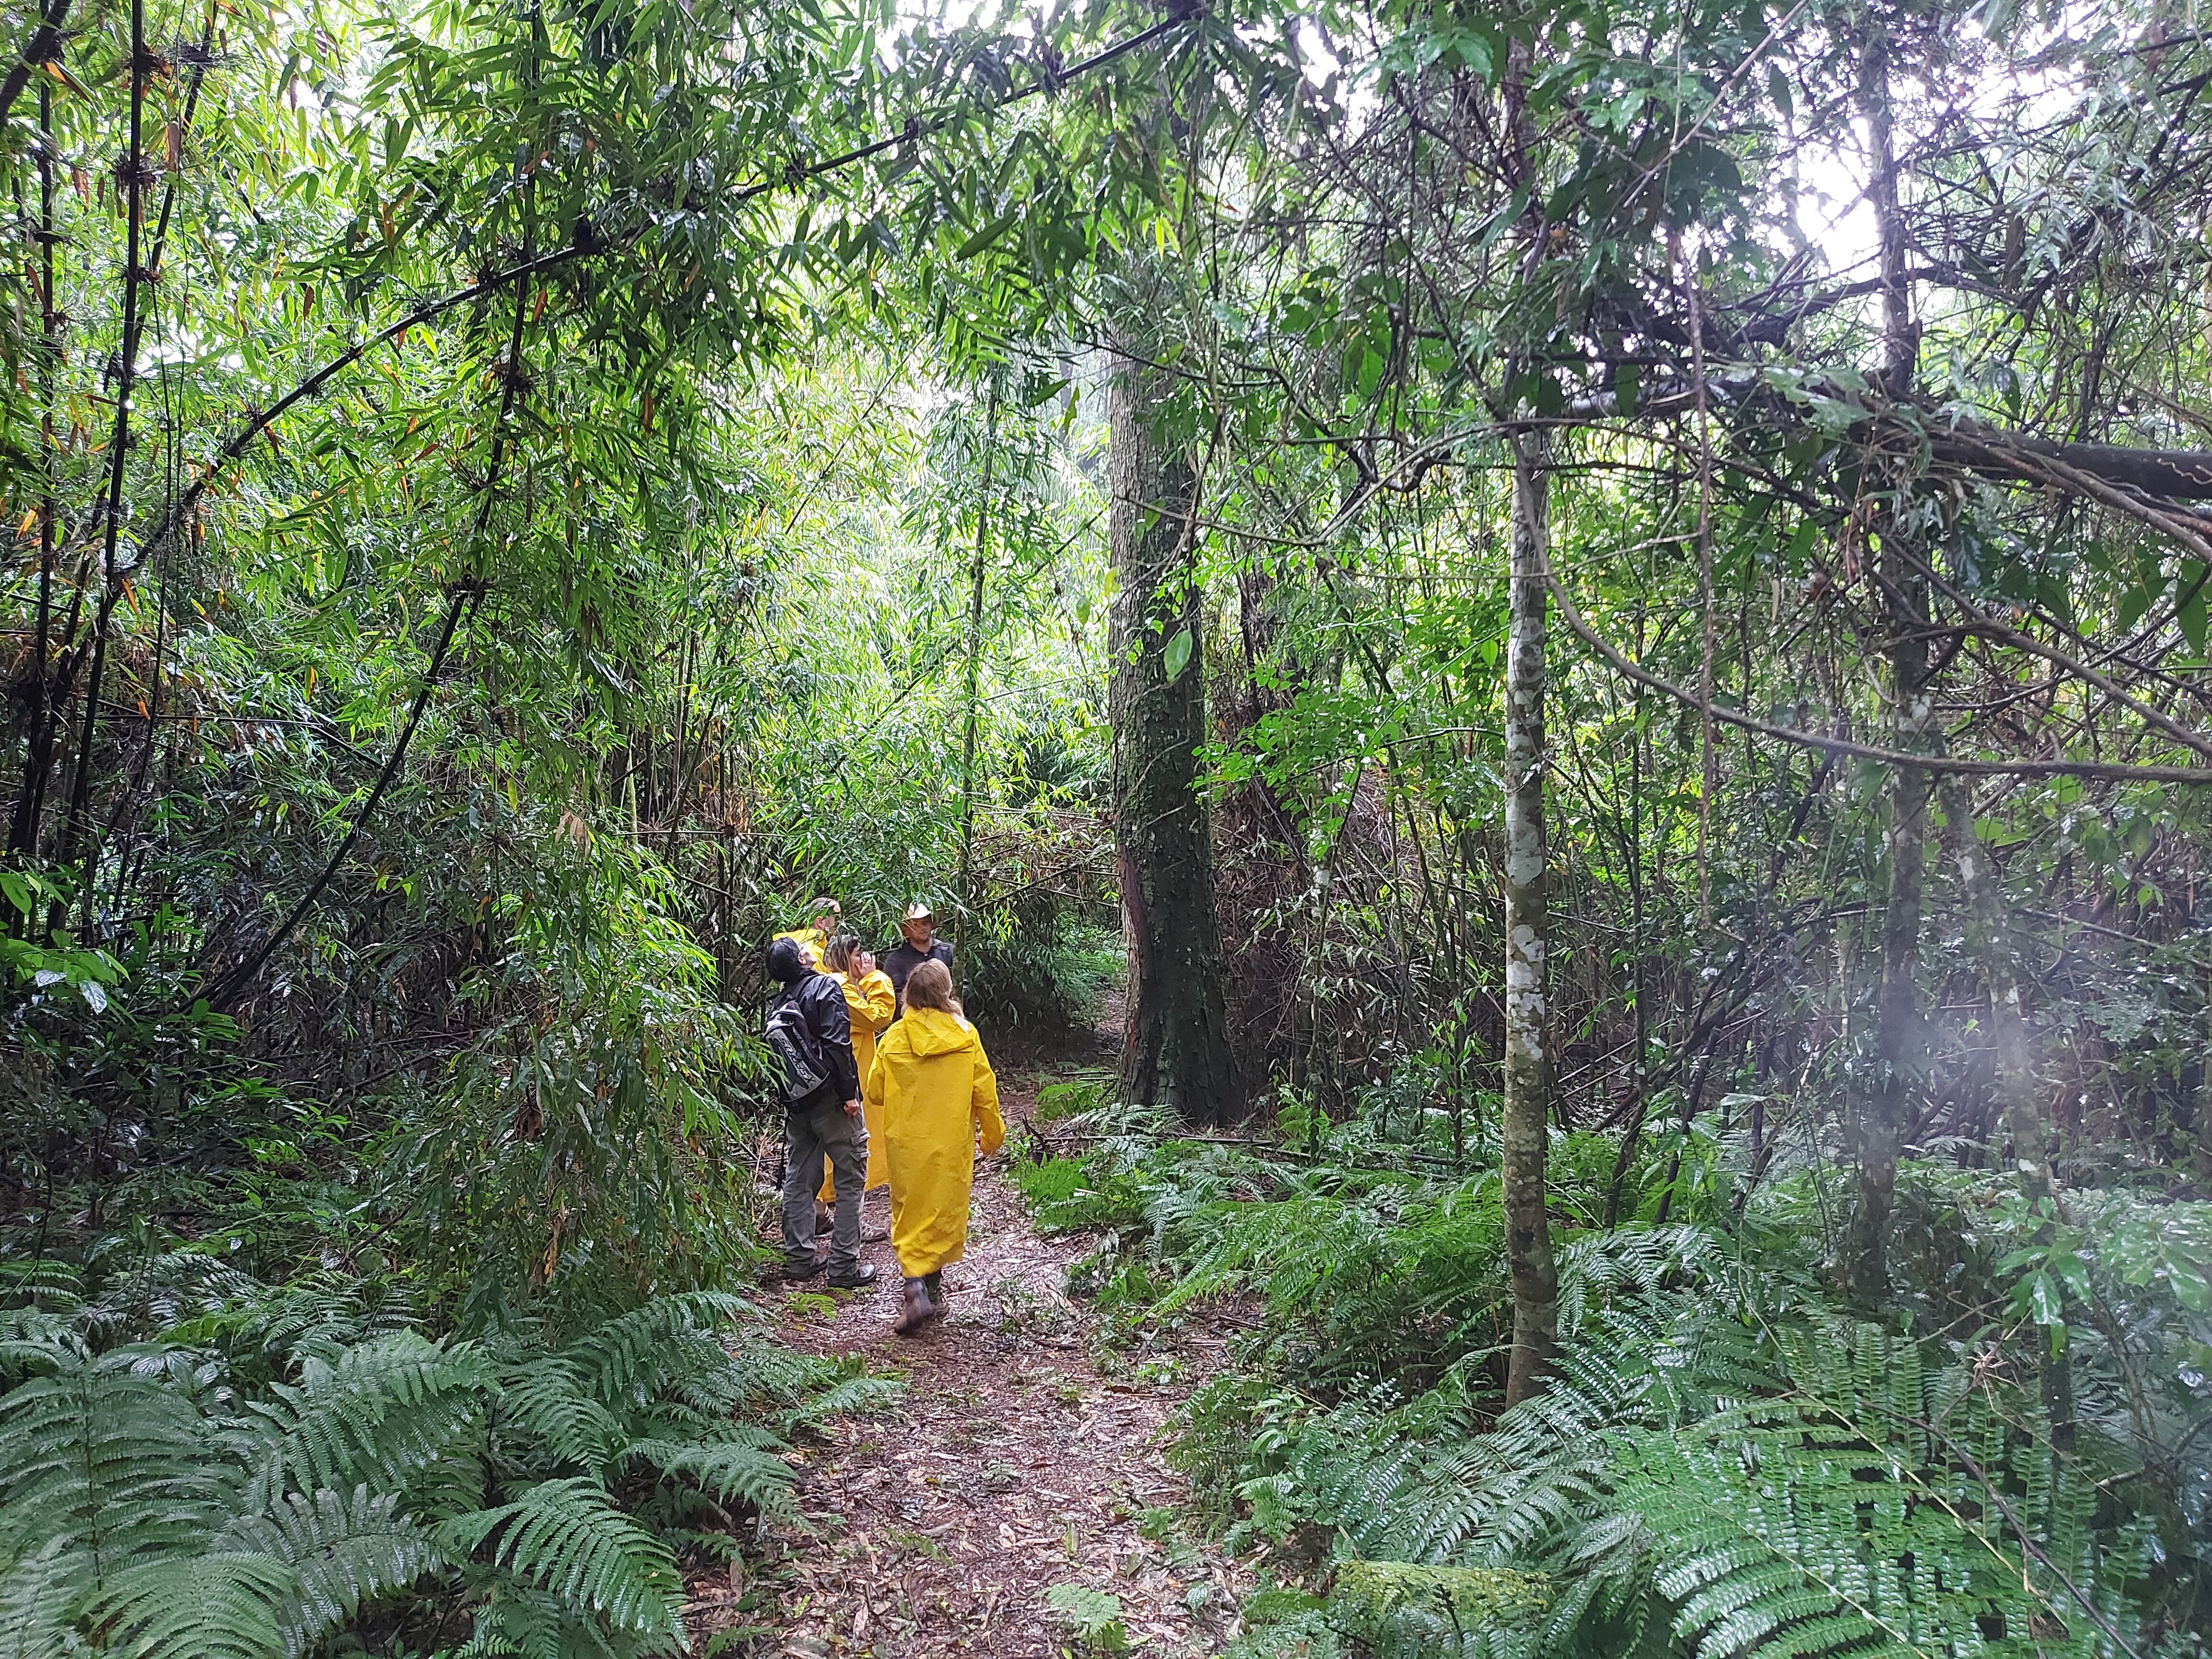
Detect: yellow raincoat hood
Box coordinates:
(899, 1007, 980, 1059)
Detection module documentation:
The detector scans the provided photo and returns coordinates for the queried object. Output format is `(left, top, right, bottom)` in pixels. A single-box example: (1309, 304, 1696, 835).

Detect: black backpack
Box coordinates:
(764, 985, 829, 1102)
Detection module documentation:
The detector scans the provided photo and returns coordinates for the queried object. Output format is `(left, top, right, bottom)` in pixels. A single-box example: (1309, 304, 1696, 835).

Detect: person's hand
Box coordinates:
(844, 1098, 862, 1117)
(855, 949, 875, 975)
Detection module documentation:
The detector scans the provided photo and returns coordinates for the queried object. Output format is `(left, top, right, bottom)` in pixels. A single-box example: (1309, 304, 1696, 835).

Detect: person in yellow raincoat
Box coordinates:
(772, 897, 841, 972)
(863, 959, 1003, 1333)
(816, 934, 896, 1212)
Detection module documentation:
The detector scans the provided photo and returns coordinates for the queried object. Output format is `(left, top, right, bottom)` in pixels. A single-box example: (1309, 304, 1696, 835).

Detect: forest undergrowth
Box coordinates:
(1013, 1083, 2211, 1658)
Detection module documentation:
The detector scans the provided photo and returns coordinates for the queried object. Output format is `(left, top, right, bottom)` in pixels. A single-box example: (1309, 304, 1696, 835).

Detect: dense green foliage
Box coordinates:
(7, 0, 2212, 1645)
(1018, 1097, 2209, 1655)
(0, 0, 1136, 1648)
(0, 1261, 888, 1655)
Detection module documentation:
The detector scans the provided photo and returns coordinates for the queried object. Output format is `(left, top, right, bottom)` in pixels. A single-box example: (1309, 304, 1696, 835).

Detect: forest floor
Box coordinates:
(692, 1021, 1254, 1658)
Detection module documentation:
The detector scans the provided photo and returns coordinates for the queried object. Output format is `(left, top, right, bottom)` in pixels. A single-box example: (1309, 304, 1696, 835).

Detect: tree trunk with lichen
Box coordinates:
(1503, 430, 1559, 1405)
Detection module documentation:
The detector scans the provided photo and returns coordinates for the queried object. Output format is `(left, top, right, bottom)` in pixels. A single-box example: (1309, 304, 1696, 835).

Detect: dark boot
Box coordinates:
(923, 1271, 948, 1315)
(827, 1261, 878, 1291)
(814, 1200, 832, 1235)
(780, 1251, 824, 1282)
(894, 1277, 934, 1335)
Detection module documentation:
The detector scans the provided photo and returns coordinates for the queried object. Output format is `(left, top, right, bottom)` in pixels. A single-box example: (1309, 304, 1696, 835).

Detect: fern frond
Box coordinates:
(218, 1485, 445, 1657)
(0, 1346, 231, 1571)
(499, 1360, 628, 1474)
(242, 1331, 490, 1507)
(560, 1294, 747, 1408)
(0, 1331, 79, 1384)
(0, 1534, 83, 1659)
(625, 1436, 795, 1515)
(453, 1577, 656, 1659)
(91, 1549, 294, 1659)
(773, 1370, 901, 1433)
(439, 1476, 682, 1645)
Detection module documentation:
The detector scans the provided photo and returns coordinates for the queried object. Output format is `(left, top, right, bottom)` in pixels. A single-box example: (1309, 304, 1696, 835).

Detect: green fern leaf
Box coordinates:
(242, 1332, 490, 1507)
(500, 1360, 629, 1474)
(439, 1476, 682, 1643)
(561, 1294, 747, 1408)
(92, 1550, 294, 1659)
(218, 1485, 445, 1657)
(625, 1436, 795, 1515)
(0, 1534, 84, 1659)
(0, 1348, 232, 1593)
(773, 1371, 901, 1433)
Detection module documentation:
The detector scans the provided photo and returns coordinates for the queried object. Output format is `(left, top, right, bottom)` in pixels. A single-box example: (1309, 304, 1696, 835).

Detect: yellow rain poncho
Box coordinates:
(772, 927, 829, 970)
(863, 1006, 1004, 1277)
(818, 968, 896, 1198)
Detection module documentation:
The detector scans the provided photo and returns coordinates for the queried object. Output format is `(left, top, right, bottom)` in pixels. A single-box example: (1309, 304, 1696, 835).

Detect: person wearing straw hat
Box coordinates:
(882, 899, 953, 1013)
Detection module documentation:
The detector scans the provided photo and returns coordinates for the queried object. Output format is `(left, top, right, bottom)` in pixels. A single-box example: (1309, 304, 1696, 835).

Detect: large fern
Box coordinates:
(1279, 1306, 2172, 1659)
(0, 1274, 884, 1658)
(439, 1476, 683, 1645)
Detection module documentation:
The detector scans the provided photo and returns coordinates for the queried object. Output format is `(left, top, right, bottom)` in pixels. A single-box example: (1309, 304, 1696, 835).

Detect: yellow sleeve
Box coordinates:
(863, 1029, 891, 1112)
(972, 1044, 1004, 1155)
(857, 971, 896, 1031)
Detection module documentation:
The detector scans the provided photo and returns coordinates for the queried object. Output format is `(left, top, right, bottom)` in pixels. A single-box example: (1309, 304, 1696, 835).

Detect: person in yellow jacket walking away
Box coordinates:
(863, 959, 1003, 1333)
(816, 935, 896, 1222)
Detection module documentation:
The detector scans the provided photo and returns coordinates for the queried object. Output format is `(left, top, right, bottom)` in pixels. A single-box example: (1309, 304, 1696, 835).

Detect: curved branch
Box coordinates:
(127, 13, 1198, 577)
(1544, 566, 2212, 786)
(1903, 549, 2212, 764)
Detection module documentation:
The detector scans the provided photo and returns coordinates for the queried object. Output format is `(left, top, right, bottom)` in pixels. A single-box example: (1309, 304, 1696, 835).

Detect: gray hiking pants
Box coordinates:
(781, 1084, 865, 1275)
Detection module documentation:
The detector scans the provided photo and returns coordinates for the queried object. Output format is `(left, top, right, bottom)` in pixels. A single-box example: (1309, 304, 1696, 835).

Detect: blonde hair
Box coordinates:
(821, 933, 858, 974)
(902, 959, 961, 1016)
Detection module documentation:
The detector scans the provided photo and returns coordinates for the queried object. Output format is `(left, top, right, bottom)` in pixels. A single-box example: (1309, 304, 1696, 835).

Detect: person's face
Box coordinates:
(901, 918, 933, 948)
(812, 911, 837, 936)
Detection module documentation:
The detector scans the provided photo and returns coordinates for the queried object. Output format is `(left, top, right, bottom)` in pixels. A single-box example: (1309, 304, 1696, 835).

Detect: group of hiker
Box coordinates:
(764, 897, 1004, 1335)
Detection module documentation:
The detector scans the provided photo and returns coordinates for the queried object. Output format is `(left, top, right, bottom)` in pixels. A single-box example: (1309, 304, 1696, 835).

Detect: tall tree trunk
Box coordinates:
(1503, 429, 1560, 1406)
(1106, 263, 1240, 1126)
(1847, 31, 1929, 1303)
(1498, 29, 1560, 1406)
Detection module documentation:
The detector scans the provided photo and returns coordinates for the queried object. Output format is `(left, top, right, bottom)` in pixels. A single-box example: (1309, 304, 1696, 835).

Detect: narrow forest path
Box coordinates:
(697, 1055, 1252, 1659)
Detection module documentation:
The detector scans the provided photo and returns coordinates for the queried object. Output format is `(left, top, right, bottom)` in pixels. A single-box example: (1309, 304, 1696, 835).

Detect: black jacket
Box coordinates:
(883, 938, 954, 1008)
(767, 971, 860, 1102)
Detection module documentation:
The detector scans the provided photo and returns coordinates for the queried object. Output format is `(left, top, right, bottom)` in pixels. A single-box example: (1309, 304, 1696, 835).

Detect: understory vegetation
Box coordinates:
(1019, 1094, 2209, 1657)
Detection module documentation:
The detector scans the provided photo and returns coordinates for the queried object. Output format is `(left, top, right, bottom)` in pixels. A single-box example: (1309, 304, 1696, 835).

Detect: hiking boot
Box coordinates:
(780, 1251, 824, 1282)
(861, 1219, 890, 1243)
(924, 1270, 948, 1304)
(894, 1277, 935, 1335)
(827, 1262, 878, 1291)
(814, 1202, 832, 1236)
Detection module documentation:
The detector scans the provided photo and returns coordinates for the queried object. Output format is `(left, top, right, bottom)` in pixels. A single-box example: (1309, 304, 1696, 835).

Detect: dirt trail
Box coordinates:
(696, 1064, 1249, 1658)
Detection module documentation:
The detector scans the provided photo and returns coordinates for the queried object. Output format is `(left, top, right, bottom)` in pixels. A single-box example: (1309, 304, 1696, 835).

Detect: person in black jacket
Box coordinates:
(765, 937, 877, 1288)
(882, 900, 954, 1012)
